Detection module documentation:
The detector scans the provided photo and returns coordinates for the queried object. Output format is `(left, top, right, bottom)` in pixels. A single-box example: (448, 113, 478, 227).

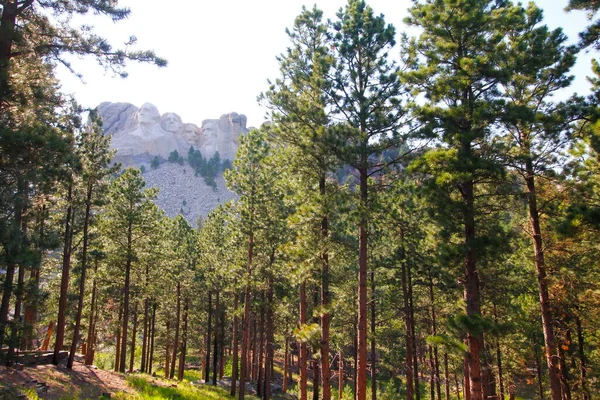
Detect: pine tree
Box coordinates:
(102, 168, 159, 373)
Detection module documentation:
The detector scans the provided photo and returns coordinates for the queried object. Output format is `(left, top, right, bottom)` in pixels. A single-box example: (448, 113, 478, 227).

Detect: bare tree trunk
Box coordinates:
(178, 298, 189, 381)
(205, 291, 212, 382)
(401, 250, 414, 400)
(68, 183, 93, 369)
(370, 269, 377, 400)
(220, 308, 226, 380)
(238, 231, 253, 400)
(165, 321, 171, 379)
(213, 290, 220, 386)
(300, 281, 308, 400)
(7, 199, 28, 362)
(357, 164, 369, 400)
(231, 290, 239, 397)
(320, 178, 331, 400)
(339, 350, 344, 399)
(24, 202, 44, 350)
(493, 303, 504, 399)
(283, 337, 289, 394)
(265, 275, 275, 400)
(463, 354, 470, 400)
(252, 313, 258, 382)
(313, 289, 320, 400)
(115, 299, 123, 372)
(257, 295, 265, 396)
(525, 165, 562, 400)
(119, 221, 134, 373)
(409, 261, 420, 400)
(170, 282, 181, 379)
(85, 259, 99, 366)
(141, 297, 149, 373)
(429, 274, 442, 400)
(53, 183, 73, 365)
(129, 303, 138, 372)
(461, 174, 484, 400)
(444, 353, 450, 400)
(575, 316, 590, 400)
(149, 303, 157, 375)
(534, 343, 544, 400)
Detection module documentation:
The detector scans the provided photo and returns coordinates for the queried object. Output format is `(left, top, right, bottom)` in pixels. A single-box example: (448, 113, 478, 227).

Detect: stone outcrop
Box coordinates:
(96, 102, 248, 165)
(95, 102, 249, 222)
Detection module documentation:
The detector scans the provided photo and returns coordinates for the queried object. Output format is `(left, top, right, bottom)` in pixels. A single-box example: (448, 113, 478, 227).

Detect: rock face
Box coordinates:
(97, 102, 248, 165)
(142, 162, 236, 224)
(96, 102, 250, 221)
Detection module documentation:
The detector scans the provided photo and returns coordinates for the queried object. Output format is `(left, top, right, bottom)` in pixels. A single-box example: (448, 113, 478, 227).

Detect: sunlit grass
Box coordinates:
(113, 373, 261, 400)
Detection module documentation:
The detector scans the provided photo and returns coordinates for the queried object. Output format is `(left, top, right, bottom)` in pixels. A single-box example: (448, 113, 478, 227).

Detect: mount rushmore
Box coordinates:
(97, 102, 250, 223)
(97, 101, 249, 166)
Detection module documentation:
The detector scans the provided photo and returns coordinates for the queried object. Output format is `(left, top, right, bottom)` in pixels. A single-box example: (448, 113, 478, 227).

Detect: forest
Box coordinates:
(1, 0, 600, 400)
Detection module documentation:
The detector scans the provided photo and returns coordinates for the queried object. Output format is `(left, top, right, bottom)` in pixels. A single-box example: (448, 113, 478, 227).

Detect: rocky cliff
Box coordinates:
(96, 102, 248, 221)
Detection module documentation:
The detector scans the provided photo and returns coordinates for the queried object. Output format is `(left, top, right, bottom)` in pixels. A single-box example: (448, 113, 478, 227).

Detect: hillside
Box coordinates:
(142, 162, 236, 224)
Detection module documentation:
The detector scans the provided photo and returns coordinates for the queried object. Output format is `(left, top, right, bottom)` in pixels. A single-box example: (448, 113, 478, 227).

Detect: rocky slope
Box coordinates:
(97, 102, 247, 221)
(142, 162, 236, 224)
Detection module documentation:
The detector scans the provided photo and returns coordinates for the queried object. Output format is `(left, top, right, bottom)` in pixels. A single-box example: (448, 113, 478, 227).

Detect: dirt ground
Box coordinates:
(0, 356, 135, 399)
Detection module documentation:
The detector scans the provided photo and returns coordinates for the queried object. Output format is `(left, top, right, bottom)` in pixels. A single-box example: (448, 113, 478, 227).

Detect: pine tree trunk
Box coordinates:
(53, 183, 73, 365)
(129, 303, 138, 372)
(141, 297, 149, 373)
(24, 203, 45, 350)
(283, 337, 289, 394)
(461, 172, 484, 400)
(238, 231, 253, 400)
(165, 321, 171, 379)
(265, 275, 275, 400)
(85, 258, 99, 366)
(444, 353, 450, 400)
(115, 300, 123, 372)
(68, 183, 93, 369)
(409, 262, 420, 400)
(429, 274, 442, 400)
(6, 197, 28, 362)
(7, 262, 25, 364)
(119, 220, 134, 373)
(257, 295, 265, 396)
(205, 291, 212, 382)
(219, 308, 225, 380)
(463, 353, 470, 400)
(231, 290, 239, 397)
(524, 164, 562, 400)
(357, 164, 368, 400)
(212, 290, 220, 386)
(370, 269, 377, 400)
(177, 297, 189, 381)
(0, 0, 17, 102)
(402, 252, 415, 400)
(170, 282, 181, 379)
(534, 343, 544, 400)
(320, 174, 331, 400)
(312, 289, 320, 400)
(493, 304, 504, 399)
(575, 316, 590, 400)
(558, 342, 571, 400)
(251, 314, 259, 382)
(149, 303, 157, 375)
(429, 346, 435, 400)
(300, 281, 308, 400)
(339, 350, 344, 399)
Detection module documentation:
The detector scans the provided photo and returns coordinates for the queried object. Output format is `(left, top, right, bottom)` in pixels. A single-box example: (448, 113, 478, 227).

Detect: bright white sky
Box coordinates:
(56, 0, 595, 129)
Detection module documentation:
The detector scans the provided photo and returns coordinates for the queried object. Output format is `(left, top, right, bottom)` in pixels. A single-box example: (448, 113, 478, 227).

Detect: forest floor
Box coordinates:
(0, 355, 300, 399)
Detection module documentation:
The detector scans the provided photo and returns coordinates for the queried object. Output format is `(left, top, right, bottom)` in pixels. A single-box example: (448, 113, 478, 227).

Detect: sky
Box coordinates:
(56, 0, 596, 129)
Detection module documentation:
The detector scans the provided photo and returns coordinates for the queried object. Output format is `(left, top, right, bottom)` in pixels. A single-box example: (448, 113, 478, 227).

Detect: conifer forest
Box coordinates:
(2, 1, 600, 399)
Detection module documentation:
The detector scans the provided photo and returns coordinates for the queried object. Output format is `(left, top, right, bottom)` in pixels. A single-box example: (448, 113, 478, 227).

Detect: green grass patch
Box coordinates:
(115, 373, 260, 400)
